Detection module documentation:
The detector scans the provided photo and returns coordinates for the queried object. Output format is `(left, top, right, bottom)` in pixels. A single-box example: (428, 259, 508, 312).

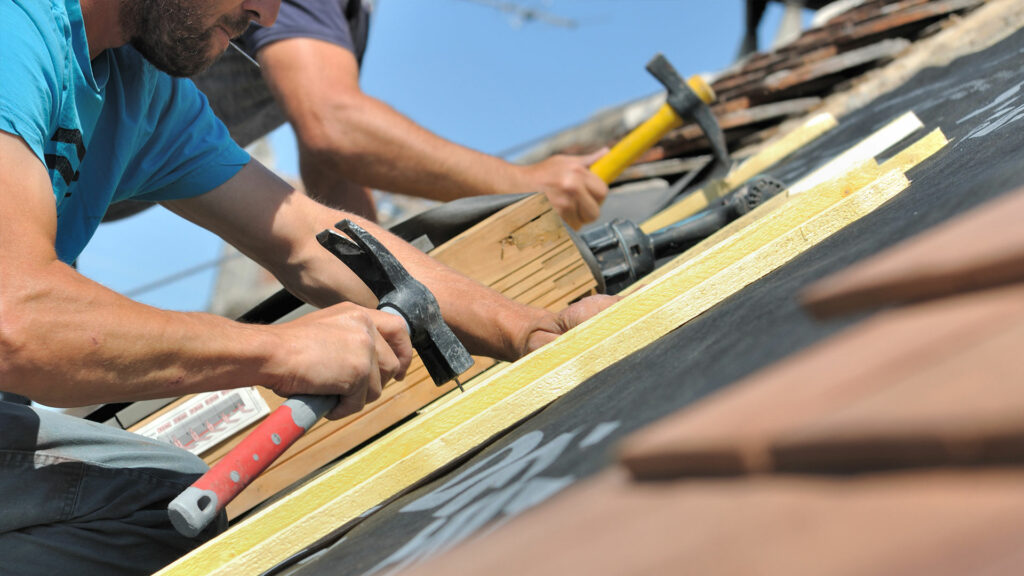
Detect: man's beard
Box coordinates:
(120, 0, 251, 77)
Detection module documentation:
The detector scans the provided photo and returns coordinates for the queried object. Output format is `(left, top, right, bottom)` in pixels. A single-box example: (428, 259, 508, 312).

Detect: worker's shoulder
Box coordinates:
(1, 0, 69, 73)
(0, 0, 74, 154)
(3, 0, 62, 38)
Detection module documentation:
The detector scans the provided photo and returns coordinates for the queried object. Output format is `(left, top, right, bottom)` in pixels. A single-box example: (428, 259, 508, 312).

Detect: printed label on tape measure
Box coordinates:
(134, 388, 270, 456)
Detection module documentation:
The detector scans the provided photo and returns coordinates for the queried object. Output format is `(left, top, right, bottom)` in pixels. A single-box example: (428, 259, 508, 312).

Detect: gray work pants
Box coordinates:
(0, 401, 226, 575)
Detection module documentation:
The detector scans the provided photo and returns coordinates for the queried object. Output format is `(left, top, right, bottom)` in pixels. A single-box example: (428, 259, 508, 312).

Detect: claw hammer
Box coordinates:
(168, 220, 474, 537)
(589, 53, 729, 186)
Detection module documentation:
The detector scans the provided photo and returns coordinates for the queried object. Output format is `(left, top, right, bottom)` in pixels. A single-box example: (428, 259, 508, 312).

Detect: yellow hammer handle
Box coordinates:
(590, 76, 715, 184)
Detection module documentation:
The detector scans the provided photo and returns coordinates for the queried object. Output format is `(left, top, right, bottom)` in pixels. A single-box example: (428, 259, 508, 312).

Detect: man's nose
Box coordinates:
(242, 0, 281, 27)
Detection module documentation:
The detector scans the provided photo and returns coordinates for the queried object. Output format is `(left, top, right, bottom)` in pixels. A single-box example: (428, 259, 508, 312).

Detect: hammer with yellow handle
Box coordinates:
(589, 53, 730, 185)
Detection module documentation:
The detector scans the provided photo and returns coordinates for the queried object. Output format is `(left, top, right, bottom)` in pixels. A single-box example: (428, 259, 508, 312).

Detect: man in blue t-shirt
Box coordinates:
(0, 0, 614, 573)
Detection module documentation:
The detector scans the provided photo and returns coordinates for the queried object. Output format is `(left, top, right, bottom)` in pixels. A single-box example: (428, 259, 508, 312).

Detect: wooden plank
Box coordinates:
(156, 166, 913, 576)
(786, 0, 931, 52)
(714, 42, 839, 93)
(430, 194, 575, 286)
(789, 111, 923, 195)
(490, 241, 577, 294)
(659, 97, 823, 152)
(828, 0, 931, 29)
(710, 96, 752, 115)
(641, 112, 839, 233)
(764, 38, 911, 94)
(803, 184, 1024, 318)
(715, 46, 841, 102)
(832, 0, 987, 48)
(618, 283, 1024, 480)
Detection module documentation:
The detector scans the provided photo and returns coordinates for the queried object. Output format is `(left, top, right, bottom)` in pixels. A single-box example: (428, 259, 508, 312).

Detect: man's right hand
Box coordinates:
(523, 149, 610, 230)
(268, 303, 414, 420)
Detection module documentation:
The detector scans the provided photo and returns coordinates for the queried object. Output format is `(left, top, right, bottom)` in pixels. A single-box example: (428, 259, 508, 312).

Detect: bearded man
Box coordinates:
(0, 1, 614, 574)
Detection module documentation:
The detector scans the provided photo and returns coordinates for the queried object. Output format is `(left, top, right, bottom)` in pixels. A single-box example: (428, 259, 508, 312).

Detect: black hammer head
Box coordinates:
(317, 221, 474, 387)
(646, 54, 730, 179)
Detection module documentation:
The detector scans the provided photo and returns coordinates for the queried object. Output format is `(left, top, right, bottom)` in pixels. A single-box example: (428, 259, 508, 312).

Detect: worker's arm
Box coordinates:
(257, 38, 609, 229)
(163, 160, 618, 362)
(0, 132, 411, 418)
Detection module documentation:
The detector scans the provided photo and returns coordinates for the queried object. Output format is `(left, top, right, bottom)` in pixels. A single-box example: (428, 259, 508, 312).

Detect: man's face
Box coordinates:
(121, 0, 255, 77)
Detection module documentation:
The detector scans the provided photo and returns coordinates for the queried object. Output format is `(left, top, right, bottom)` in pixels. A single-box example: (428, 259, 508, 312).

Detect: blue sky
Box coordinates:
(78, 0, 796, 313)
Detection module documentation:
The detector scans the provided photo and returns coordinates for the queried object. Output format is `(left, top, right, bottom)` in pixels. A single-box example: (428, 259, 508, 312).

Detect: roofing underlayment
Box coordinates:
(158, 1, 1024, 574)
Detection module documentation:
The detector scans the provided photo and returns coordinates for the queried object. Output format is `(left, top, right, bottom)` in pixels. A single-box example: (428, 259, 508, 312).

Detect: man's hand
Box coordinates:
(523, 149, 610, 230)
(521, 294, 622, 355)
(268, 303, 414, 420)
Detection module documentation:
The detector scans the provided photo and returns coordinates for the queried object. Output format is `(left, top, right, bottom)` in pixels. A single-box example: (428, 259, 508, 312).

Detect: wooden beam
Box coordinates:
(764, 39, 911, 95)
(660, 97, 823, 148)
(789, 111, 923, 195)
(156, 165, 915, 576)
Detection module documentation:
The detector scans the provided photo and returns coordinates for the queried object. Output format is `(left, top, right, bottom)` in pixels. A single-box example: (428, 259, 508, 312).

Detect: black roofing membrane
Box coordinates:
(289, 28, 1024, 576)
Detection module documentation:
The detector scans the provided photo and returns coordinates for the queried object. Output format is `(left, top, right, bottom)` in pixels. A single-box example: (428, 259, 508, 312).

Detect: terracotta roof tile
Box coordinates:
(396, 468, 1024, 576)
(803, 185, 1024, 318)
(618, 282, 1024, 479)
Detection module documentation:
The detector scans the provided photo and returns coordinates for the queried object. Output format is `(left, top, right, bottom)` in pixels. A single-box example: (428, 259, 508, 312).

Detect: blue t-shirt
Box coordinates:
(0, 0, 250, 264)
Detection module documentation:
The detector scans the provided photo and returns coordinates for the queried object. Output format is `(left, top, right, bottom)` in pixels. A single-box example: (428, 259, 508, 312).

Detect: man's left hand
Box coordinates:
(523, 294, 622, 354)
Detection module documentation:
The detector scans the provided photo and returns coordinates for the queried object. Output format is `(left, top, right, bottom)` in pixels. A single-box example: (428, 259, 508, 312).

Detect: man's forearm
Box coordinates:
(257, 37, 607, 229)
(0, 259, 288, 407)
(301, 93, 530, 202)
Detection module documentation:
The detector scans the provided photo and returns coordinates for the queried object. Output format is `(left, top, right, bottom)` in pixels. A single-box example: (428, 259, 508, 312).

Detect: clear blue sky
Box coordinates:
(77, 0, 796, 313)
